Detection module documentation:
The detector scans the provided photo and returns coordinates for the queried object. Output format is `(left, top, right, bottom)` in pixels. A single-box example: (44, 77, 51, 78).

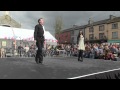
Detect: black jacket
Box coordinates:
(34, 24, 44, 41)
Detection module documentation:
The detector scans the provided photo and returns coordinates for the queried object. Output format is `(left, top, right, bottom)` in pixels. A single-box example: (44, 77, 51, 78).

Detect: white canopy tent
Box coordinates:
(0, 26, 58, 46)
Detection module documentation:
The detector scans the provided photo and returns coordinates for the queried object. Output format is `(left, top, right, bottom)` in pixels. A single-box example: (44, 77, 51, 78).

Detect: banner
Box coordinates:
(2, 41, 7, 47)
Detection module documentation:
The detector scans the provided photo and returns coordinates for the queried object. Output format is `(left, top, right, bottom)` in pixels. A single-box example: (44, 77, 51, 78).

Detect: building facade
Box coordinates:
(85, 15, 120, 43)
(55, 25, 85, 44)
(0, 11, 21, 28)
(55, 29, 71, 44)
(56, 15, 120, 44)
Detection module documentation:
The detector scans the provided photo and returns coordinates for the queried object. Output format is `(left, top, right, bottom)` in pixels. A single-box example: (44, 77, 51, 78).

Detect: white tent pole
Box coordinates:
(11, 27, 15, 39)
(11, 27, 17, 49)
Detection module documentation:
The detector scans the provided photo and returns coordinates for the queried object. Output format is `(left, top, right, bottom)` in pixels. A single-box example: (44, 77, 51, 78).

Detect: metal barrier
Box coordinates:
(3, 48, 36, 58)
(2, 48, 73, 58)
(44, 49, 69, 57)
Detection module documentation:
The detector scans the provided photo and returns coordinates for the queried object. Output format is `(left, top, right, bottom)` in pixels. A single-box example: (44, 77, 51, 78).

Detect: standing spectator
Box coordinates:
(118, 47, 120, 58)
(65, 45, 71, 56)
(24, 45, 29, 57)
(18, 44, 23, 57)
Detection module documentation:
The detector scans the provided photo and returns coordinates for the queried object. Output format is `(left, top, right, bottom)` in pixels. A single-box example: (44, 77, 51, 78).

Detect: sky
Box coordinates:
(0, 11, 120, 36)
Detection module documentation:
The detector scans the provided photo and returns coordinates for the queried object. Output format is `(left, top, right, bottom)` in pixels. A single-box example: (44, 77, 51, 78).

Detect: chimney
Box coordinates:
(73, 25, 78, 27)
(110, 15, 116, 20)
(88, 18, 93, 24)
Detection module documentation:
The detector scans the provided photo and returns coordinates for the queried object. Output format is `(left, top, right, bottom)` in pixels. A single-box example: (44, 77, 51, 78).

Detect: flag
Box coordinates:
(4, 37, 7, 39)
(11, 37, 15, 40)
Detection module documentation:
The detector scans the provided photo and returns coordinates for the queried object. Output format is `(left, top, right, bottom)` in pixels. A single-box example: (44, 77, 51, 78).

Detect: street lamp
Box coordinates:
(19, 37, 21, 45)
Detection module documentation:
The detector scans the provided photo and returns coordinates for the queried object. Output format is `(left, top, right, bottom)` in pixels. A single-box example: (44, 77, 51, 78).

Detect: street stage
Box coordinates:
(0, 57, 120, 79)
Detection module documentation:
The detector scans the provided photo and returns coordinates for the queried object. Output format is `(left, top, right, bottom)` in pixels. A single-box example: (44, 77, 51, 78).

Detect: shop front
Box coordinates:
(108, 40, 120, 43)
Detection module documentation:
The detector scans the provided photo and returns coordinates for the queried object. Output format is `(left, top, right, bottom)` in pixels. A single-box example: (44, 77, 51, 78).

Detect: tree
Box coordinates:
(54, 16, 63, 35)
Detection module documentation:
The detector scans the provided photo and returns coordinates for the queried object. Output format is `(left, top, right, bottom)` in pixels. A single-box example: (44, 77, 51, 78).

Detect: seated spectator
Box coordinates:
(111, 45, 118, 54)
(89, 47, 95, 59)
(104, 45, 114, 60)
(98, 48, 104, 59)
(93, 45, 99, 59)
(118, 47, 120, 58)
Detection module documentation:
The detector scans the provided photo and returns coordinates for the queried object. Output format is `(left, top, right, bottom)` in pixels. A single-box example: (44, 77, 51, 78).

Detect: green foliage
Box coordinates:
(54, 16, 63, 35)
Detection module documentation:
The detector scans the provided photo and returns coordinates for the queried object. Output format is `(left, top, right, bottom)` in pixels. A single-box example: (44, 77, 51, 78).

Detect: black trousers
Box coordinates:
(78, 50, 83, 60)
(18, 49, 22, 57)
(36, 40, 44, 63)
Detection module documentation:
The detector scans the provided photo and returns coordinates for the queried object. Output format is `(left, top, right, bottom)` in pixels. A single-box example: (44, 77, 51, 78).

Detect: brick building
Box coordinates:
(55, 25, 85, 44)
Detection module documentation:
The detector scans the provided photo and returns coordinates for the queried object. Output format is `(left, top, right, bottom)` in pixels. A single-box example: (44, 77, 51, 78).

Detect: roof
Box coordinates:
(61, 25, 86, 33)
(0, 26, 56, 41)
(0, 15, 21, 28)
(107, 17, 120, 23)
(86, 19, 109, 27)
(61, 16, 120, 32)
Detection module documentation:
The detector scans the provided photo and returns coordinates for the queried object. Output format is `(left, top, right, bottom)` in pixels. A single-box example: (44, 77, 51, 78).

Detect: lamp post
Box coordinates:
(13, 39, 17, 57)
(19, 37, 21, 45)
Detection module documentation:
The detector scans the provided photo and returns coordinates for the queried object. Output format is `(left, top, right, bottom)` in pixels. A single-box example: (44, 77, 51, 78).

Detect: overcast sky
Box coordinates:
(0, 11, 120, 36)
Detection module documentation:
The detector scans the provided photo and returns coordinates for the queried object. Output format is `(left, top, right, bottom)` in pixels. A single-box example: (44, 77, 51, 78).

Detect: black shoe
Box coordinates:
(36, 59, 39, 64)
(39, 60, 43, 63)
(39, 60, 43, 65)
(78, 58, 80, 61)
(39, 57, 43, 64)
(35, 57, 39, 64)
(80, 58, 83, 62)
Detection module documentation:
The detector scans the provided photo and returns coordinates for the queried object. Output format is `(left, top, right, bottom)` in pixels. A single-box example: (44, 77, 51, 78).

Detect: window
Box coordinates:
(99, 33, 104, 39)
(89, 34, 94, 40)
(71, 31, 74, 35)
(99, 25, 104, 31)
(66, 34, 67, 38)
(112, 23, 118, 29)
(89, 27, 94, 32)
(71, 37, 74, 43)
(112, 32, 118, 39)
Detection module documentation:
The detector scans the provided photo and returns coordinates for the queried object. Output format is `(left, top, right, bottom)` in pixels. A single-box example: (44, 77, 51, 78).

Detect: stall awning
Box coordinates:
(108, 40, 120, 43)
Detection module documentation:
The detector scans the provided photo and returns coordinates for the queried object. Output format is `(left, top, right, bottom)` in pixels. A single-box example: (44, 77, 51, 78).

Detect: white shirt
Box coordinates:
(42, 25, 46, 37)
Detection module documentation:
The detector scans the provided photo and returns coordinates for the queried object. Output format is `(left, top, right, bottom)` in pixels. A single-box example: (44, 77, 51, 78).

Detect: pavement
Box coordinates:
(0, 56, 120, 79)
